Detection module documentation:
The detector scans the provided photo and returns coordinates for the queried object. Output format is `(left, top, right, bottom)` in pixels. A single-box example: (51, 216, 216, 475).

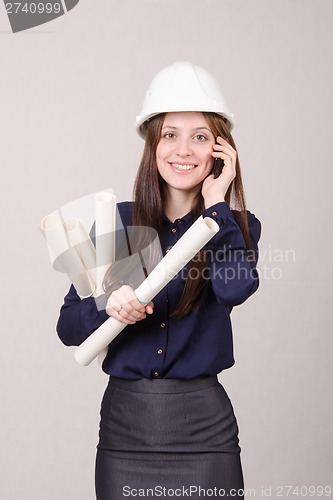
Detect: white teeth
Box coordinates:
(171, 163, 196, 171)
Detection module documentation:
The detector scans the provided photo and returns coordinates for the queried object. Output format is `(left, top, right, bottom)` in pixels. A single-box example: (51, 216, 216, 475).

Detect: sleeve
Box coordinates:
(56, 285, 109, 346)
(202, 201, 261, 307)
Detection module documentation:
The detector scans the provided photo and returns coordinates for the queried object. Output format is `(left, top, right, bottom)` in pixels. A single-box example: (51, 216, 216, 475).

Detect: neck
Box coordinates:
(163, 186, 200, 222)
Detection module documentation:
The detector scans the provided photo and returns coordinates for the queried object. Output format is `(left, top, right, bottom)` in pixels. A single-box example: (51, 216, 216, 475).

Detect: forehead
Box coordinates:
(162, 111, 210, 130)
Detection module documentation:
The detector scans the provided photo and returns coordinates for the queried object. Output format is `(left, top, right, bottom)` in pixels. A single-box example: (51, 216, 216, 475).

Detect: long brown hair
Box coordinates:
(133, 112, 251, 317)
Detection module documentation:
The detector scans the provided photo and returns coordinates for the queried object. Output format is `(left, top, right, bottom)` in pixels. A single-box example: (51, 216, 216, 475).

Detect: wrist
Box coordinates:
(204, 197, 225, 209)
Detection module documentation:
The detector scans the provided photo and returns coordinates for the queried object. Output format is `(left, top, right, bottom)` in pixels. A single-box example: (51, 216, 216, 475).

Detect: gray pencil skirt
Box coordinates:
(95, 376, 244, 499)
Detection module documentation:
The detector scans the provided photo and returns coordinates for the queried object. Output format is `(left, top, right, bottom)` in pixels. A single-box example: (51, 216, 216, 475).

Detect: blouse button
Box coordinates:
(171, 228, 177, 233)
(212, 211, 217, 216)
(153, 371, 160, 377)
(160, 323, 166, 328)
(157, 349, 163, 355)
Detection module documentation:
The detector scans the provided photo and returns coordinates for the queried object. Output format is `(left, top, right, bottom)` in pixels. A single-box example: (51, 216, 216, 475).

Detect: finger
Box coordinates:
(106, 296, 144, 320)
(145, 302, 154, 314)
(106, 299, 123, 317)
(105, 301, 136, 323)
(212, 148, 237, 169)
(211, 152, 236, 172)
(106, 285, 150, 322)
(118, 302, 147, 321)
(120, 287, 148, 314)
(119, 298, 154, 321)
(211, 151, 231, 160)
(112, 308, 137, 325)
(212, 145, 236, 159)
(109, 294, 145, 317)
(109, 303, 146, 324)
(213, 137, 236, 155)
(215, 135, 234, 148)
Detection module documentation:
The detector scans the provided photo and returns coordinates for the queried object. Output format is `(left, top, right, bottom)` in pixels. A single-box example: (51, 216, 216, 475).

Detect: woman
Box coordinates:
(57, 61, 261, 499)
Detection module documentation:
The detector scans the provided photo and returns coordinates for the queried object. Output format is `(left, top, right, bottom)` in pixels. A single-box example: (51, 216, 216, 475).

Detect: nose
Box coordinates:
(176, 138, 192, 158)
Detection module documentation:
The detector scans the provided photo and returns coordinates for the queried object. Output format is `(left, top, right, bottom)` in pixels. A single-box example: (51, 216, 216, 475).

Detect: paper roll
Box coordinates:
(74, 216, 219, 366)
(40, 214, 95, 298)
(63, 217, 97, 286)
(41, 214, 69, 262)
(134, 216, 219, 304)
(95, 192, 116, 295)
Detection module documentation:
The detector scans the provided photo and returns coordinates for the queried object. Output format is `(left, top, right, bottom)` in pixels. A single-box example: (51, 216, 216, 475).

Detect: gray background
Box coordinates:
(1, 0, 332, 498)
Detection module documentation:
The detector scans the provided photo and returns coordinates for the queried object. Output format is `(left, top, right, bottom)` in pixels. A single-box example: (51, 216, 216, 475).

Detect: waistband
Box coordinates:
(108, 376, 219, 394)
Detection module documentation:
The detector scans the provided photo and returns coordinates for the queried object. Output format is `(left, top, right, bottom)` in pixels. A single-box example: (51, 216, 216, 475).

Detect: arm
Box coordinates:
(203, 202, 261, 306)
(56, 285, 109, 346)
(201, 135, 261, 306)
(57, 284, 154, 346)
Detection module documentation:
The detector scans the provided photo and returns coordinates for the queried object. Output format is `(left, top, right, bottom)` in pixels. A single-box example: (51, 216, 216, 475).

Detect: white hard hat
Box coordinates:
(136, 61, 234, 138)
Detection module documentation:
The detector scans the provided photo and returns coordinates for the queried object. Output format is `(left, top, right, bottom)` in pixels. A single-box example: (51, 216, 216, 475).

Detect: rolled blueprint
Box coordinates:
(95, 191, 116, 295)
(74, 215, 219, 366)
(63, 217, 97, 286)
(40, 214, 95, 298)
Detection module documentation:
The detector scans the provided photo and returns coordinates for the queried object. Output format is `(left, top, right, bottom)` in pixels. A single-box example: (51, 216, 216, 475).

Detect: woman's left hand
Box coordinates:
(202, 136, 237, 208)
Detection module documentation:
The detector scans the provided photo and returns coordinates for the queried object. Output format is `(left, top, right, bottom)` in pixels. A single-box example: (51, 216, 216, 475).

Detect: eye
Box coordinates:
(163, 132, 176, 139)
(194, 134, 207, 141)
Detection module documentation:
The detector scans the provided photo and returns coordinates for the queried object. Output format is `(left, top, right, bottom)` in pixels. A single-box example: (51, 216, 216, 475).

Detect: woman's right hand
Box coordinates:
(106, 285, 154, 325)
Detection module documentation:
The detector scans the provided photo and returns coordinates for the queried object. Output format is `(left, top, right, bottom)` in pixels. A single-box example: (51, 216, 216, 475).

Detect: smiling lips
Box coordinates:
(168, 162, 197, 172)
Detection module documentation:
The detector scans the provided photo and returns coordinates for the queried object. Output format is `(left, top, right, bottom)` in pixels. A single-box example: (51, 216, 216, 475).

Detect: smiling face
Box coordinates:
(156, 112, 215, 196)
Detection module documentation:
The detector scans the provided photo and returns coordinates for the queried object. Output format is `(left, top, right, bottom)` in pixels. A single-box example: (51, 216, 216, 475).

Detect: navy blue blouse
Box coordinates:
(56, 201, 261, 379)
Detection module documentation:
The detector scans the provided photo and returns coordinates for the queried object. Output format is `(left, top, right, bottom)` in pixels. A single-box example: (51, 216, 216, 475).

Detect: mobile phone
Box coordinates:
(212, 157, 224, 178)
